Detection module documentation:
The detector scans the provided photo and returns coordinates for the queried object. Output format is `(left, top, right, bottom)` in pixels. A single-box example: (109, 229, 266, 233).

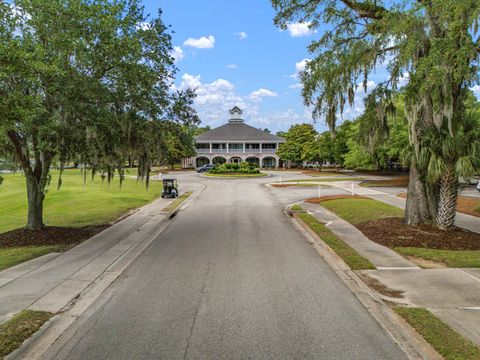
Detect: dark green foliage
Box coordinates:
(210, 162, 260, 174)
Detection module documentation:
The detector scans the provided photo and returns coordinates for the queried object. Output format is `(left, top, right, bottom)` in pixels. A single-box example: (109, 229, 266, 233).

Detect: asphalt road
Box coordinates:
(43, 173, 407, 360)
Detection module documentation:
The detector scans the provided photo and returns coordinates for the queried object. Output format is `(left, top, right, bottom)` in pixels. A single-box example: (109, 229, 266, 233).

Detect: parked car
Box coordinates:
(197, 164, 214, 173)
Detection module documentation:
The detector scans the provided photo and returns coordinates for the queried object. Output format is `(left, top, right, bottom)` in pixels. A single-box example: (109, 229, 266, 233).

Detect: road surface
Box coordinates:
(42, 173, 406, 360)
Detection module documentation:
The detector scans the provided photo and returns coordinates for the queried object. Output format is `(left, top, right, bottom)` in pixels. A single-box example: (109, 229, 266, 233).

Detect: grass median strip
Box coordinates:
(318, 197, 403, 225)
(0, 245, 69, 272)
(293, 207, 375, 270)
(0, 310, 53, 359)
(285, 177, 363, 183)
(394, 247, 480, 268)
(162, 192, 192, 213)
(394, 307, 480, 360)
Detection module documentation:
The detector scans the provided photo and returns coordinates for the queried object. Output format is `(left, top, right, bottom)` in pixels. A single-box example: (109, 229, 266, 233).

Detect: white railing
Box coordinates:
(196, 149, 210, 153)
(261, 149, 277, 153)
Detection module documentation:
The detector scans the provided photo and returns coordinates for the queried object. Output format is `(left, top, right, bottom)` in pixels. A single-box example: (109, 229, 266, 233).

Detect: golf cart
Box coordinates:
(161, 178, 178, 198)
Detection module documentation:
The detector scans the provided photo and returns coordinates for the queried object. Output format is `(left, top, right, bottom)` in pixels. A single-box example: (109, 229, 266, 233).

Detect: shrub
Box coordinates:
(209, 161, 260, 174)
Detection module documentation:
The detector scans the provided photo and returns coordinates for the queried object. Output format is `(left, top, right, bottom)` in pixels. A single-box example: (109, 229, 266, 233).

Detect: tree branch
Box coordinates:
(340, 0, 387, 20)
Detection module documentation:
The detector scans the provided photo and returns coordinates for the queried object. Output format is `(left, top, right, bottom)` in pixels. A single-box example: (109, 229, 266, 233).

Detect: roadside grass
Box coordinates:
(0, 310, 53, 359)
(204, 172, 268, 178)
(0, 245, 70, 272)
(0, 170, 162, 234)
(394, 307, 480, 360)
(290, 204, 304, 212)
(360, 176, 409, 187)
(271, 183, 332, 188)
(162, 192, 192, 213)
(285, 177, 363, 182)
(318, 198, 404, 225)
(295, 209, 375, 270)
(394, 247, 480, 268)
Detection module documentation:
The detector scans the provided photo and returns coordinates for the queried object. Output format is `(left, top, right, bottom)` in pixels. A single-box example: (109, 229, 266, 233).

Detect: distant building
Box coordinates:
(183, 106, 285, 168)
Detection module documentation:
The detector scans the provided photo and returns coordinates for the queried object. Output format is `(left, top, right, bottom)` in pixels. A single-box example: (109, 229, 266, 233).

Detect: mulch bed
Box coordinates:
(0, 226, 108, 248)
(397, 192, 480, 218)
(361, 176, 409, 187)
(305, 195, 368, 203)
(357, 217, 480, 250)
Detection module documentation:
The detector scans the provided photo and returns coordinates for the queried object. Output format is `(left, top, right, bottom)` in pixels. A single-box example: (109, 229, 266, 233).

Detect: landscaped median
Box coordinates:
(162, 192, 193, 213)
(306, 196, 480, 268)
(290, 205, 375, 270)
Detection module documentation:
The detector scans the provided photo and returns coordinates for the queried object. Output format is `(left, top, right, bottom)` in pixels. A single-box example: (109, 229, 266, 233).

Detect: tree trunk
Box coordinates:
(436, 165, 458, 230)
(25, 174, 46, 230)
(404, 164, 439, 226)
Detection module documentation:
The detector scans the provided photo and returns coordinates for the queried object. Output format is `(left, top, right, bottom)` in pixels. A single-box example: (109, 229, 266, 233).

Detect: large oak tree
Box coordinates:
(272, 0, 480, 226)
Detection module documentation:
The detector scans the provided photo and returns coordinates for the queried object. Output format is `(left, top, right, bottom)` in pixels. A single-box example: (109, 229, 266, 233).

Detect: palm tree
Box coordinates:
(419, 110, 480, 230)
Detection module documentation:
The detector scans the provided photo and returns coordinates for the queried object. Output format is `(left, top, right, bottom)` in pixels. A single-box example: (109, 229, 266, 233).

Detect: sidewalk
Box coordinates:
(0, 195, 180, 324)
(302, 198, 480, 347)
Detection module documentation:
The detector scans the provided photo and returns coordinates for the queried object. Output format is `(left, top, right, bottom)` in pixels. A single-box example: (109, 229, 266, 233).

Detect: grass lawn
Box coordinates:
(0, 245, 70, 272)
(204, 172, 268, 178)
(294, 208, 375, 270)
(318, 198, 403, 224)
(0, 310, 52, 359)
(395, 247, 480, 268)
(271, 183, 332, 188)
(394, 307, 480, 360)
(285, 177, 363, 182)
(302, 171, 349, 177)
(162, 192, 192, 213)
(0, 169, 162, 234)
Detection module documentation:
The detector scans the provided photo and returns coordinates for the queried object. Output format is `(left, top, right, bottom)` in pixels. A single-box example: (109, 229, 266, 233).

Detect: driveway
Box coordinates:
(41, 173, 406, 360)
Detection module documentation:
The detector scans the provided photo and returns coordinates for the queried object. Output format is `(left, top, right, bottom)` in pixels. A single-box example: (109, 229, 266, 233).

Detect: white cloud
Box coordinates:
(289, 83, 303, 89)
(286, 22, 315, 37)
(226, 64, 237, 69)
(234, 31, 248, 40)
(471, 85, 480, 94)
(171, 46, 185, 63)
(249, 88, 278, 102)
(295, 58, 310, 73)
(183, 35, 215, 49)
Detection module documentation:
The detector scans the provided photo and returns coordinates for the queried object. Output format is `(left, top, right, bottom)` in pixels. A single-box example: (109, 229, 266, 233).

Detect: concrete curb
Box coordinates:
(7, 187, 205, 360)
(286, 207, 442, 360)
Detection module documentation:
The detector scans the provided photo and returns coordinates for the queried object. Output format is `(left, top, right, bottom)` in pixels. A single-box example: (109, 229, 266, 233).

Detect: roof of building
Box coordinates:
(195, 107, 284, 142)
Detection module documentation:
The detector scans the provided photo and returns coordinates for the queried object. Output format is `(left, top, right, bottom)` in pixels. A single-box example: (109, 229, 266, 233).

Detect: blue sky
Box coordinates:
(143, 0, 479, 133)
(141, 0, 328, 133)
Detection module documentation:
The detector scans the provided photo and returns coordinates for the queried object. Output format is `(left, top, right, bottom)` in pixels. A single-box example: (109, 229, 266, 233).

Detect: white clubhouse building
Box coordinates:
(184, 106, 285, 169)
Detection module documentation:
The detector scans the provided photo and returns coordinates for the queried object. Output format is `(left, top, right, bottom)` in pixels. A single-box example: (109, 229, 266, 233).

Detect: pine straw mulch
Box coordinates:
(360, 176, 409, 187)
(397, 192, 480, 218)
(356, 218, 480, 250)
(0, 226, 108, 248)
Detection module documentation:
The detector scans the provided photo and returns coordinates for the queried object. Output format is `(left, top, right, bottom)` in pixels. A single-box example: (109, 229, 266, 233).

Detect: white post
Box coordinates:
(318, 185, 321, 199)
(351, 183, 355, 196)
(209, 143, 212, 154)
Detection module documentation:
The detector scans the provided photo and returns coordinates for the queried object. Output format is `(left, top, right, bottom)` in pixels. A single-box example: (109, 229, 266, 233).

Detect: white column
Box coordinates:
(209, 143, 212, 154)
(227, 143, 229, 154)
(243, 143, 245, 153)
(259, 142, 262, 154)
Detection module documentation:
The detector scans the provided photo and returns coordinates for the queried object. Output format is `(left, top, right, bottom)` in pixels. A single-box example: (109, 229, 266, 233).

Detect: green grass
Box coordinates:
(285, 177, 363, 182)
(204, 172, 268, 178)
(290, 204, 304, 212)
(162, 192, 192, 213)
(319, 198, 404, 225)
(394, 247, 480, 268)
(394, 307, 480, 360)
(276, 183, 332, 188)
(0, 310, 53, 359)
(0, 246, 70, 271)
(0, 169, 162, 234)
(296, 210, 375, 270)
